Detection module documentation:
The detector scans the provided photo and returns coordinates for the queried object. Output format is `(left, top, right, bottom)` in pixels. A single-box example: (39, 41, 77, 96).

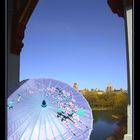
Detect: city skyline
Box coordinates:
(20, 0, 127, 91)
(72, 82, 127, 91)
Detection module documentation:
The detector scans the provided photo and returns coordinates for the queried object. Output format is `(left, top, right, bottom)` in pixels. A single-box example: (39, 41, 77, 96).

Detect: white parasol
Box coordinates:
(7, 79, 93, 140)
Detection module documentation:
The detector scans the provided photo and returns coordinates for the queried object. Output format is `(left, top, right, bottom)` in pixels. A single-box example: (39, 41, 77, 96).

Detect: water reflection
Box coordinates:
(90, 110, 119, 140)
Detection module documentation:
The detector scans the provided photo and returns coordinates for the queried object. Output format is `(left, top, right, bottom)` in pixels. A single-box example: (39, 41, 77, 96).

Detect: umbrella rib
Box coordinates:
(43, 112, 48, 140)
(24, 81, 37, 93)
(45, 109, 56, 140)
(18, 112, 40, 140)
(42, 80, 48, 100)
(28, 110, 42, 140)
(38, 111, 42, 140)
(48, 79, 52, 88)
(8, 108, 35, 130)
(8, 107, 35, 124)
(43, 80, 50, 99)
(74, 117, 90, 129)
(8, 110, 37, 138)
(37, 81, 43, 102)
(8, 109, 36, 131)
(45, 109, 65, 140)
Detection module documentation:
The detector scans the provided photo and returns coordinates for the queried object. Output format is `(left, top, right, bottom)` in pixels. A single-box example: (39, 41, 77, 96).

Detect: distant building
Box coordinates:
(91, 89, 94, 92)
(79, 88, 89, 94)
(106, 84, 114, 92)
(96, 90, 104, 94)
(94, 88, 104, 94)
(73, 83, 78, 90)
(114, 88, 123, 92)
(95, 88, 98, 91)
(79, 88, 104, 95)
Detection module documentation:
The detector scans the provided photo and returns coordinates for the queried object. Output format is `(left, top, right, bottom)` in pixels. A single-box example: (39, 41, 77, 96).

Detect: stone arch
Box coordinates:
(10, 0, 39, 55)
(10, 0, 132, 55)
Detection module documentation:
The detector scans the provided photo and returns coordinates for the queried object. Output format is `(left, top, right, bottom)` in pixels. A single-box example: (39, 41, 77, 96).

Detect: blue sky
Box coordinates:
(20, 0, 127, 91)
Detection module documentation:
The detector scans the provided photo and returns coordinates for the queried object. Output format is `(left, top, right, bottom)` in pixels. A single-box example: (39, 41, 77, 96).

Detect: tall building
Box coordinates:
(106, 84, 114, 92)
(73, 83, 78, 90)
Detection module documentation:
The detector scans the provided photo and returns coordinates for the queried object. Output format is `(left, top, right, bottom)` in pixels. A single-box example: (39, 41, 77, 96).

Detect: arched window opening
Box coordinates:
(18, 0, 129, 139)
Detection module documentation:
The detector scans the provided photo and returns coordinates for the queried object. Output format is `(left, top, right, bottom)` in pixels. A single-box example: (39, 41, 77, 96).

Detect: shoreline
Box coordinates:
(92, 108, 113, 111)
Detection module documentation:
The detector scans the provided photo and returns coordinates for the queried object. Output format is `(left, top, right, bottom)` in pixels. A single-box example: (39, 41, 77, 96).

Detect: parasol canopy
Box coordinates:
(7, 79, 93, 140)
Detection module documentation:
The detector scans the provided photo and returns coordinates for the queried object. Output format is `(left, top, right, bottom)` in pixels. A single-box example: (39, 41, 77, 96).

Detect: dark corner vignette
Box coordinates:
(0, 0, 6, 139)
(134, 0, 139, 140)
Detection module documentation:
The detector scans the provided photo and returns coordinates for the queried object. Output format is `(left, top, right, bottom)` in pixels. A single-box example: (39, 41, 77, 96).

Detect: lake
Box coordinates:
(90, 110, 119, 140)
